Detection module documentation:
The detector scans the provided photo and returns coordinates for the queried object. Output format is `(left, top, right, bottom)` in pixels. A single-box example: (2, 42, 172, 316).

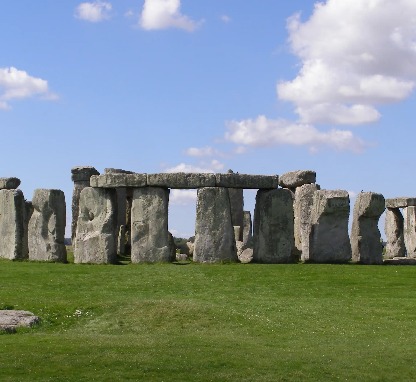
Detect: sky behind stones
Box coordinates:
(1, 0, 416, 238)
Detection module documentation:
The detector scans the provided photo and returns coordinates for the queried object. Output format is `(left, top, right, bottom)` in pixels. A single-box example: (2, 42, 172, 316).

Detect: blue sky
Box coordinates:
(1, 0, 416, 238)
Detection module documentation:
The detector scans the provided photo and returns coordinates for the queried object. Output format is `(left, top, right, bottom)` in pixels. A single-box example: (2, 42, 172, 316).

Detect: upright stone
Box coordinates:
(350, 192, 385, 264)
(0, 189, 25, 260)
(294, 184, 319, 262)
(242, 210, 252, 247)
(28, 189, 67, 262)
(193, 187, 237, 263)
(74, 187, 117, 264)
(22, 201, 34, 259)
(71, 166, 100, 241)
(131, 187, 173, 263)
(384, 208, 405, 259)
(226, 170, 244, 241)
(253, 189, 294, 263)
(404, 206, 416, 258)
(309, 190, 351, 263)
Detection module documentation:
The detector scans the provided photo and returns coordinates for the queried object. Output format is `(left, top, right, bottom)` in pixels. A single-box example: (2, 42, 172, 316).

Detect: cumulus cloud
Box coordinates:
(165, 159, 224, 173)
(225, 115, 365, 153)
(278, 0, 416, 125)
(75, 1, 112, 22)
(170, 189, 197, 205)
(0, 67, 56, 109)
(139, 0, 200, 31)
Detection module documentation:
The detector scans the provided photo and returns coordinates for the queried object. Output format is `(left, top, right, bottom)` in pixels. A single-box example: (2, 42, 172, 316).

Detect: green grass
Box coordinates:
(0, 260, 415, 381)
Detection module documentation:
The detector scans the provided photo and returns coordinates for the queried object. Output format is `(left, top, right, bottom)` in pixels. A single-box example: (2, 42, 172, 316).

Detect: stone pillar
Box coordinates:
(351, 192, 385, 264)
(71, 166, 100, 241)
(28, 189, 67, 262)
(404, 206, 416, 258)
(193, 187, 237, 263)
(309, 190, 351, 263)
(226, 170, 244, 241)
(0, 189, 25, 260)
(294, 184, 319, 262)
(22, 201, 34, 259)
(74, 187, 117, 264)
(242, 210, 252, 248)
(131, 187, 173, 263)
(253, 188, 294, 263)
(384, 208, 405, 259)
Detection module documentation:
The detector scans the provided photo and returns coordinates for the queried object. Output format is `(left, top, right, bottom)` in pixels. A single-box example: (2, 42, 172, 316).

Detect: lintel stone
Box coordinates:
(71, 166, 99, 182)
(279, 170, 316, 189)
(147, 173, 216, 188)
(215, 173, 279, 189)
(385, 197, 416, 208)
(90, 173, 147, 188)
(0, 177, 21, 190)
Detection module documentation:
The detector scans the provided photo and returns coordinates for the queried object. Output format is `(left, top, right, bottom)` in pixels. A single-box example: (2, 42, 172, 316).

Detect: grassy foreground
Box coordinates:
(1, 260, 415, 381)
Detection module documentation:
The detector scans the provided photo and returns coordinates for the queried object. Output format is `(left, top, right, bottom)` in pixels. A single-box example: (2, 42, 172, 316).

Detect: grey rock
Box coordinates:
(131, 187, 173, 263)
(215, 173, 279, 189)
(228, 187, 244, 240)
(0, 177, 21, 190)
(384, 257, 416, 265)
(74, 187, 117, 264)
(28, 189, 67, 262)
(117, 225, 126, 255)
(351, 192, 385, 264)
(147, 173, 216, 188)
(0, 189, 25, 260)
(90, 173, 147, 188)
(22, 201, 34, 259)
(384, 208, 405, 259)
(0, 310, 40, 333)
(309, 190, 352, 263)
(279, 170, 316, 189)
(233, 226, 241, 242)
(403, 206, 416, 258)
(71, 166, 99, 182)
(104, 168, 134, 174)
(242, 211, 252, 247)
(236, 240, 244, 257)
(186, 241, 195, 256)
(253, 189, 295, 263)
(176, 253, 188, 261)
(239, 248, 253, 264)
(193, 187, 237, 263)
(385, 197, 416, 208)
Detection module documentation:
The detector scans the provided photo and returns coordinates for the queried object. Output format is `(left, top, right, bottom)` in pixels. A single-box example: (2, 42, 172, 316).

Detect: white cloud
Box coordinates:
(139, 0, 200, 31)
(75, 1, 112, 22)
(220, 15, 231, 23)
(165, 159, 224, 173)
(225, 115, 365, 153)
(278, 0, 416, 125)
(170, 189, 197, 205)
(185, 146, 219, 157)
(0, 67, 56, 109)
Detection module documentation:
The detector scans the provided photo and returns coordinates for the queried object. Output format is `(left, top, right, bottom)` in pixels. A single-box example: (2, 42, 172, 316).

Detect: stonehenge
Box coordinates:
(1, 166, 416, 266)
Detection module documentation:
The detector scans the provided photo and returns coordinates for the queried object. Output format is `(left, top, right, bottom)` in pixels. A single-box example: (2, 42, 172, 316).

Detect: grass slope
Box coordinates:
(0, 261, 415, 381)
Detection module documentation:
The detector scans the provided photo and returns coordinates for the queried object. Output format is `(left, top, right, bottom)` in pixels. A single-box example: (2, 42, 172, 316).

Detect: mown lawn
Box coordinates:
(0, 260, 415, 381)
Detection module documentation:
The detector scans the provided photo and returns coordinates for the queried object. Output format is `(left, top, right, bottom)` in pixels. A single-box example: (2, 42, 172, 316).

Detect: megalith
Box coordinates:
(74, 187, 117, 264)
(309, 190, 351, 263)
(0, 189, 25, 260)
(242, 210, 252, 247)
(131, 187, 173, 263)
(384, 208, 405, 259)
(193, 187, 237, 263)
(350, 192, 385, 264)
(404, 206, 416, 258)
(253, 188, 294, 263)
(279, 170, 316, 190)
(28, 189, 67, 262)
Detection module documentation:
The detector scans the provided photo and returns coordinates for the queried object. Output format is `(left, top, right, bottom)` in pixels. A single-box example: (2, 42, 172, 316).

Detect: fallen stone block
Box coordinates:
(0, 310, 40, 333)
(384, 257, 416, 265)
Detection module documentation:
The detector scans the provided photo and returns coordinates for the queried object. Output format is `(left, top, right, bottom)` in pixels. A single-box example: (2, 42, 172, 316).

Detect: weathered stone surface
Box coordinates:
(384, 208, 405, 259)
(294, 184, 319, 262)
(403, 206, 416, 258)
(74, 187, 117, 264)
(71, 166, 99, 182)
(117, 225, 126, 255)
(384, 257, 416, 265)
(0, 310, 39, 333)
(233, 226, 241, 242)
(0, 189, 25, 260)
(228, 186, 244, 240)
(0, 177, 21, 190)
(279, 170, 316, 189)
(351, 192, 385, 264)
(176, 253, 188, 261)
(131, 187, 173, 263)
(90, 173, 147, 188)
(147, 173, 216, 188)
(309, 190, 351, 263)
(104, 168, 134, 175)
(239, 248, 253, 264)
(193, 187, 237, 263)
(22, 201, 34, 259)
(253, 189, 294, 263)
(242, 211, 252, 248)
(215, 173, 279, 189)
(28, 189, 67, 262)
(385, 197, 416, 208)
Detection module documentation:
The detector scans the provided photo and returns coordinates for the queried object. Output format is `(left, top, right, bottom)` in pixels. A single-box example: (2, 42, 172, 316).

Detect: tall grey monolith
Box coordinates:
(351, 192, 385, 264)
(71, 166, 100, 241)
(74, 187, 117, 264)
(28, 189, 67, 262)
(384, 208, 405, 259)
(0, 189, 25, 260)
(131, 187, 173, 263)
(242, 210, 252, 247)
(193, 187, 237, 263)
(404, 206, 416, 258)
(309, 190, 351, 263)
(253, 188, 294, 263)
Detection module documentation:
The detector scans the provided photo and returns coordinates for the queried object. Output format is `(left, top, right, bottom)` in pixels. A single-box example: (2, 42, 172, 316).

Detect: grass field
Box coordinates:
(1, 259, 415, 381)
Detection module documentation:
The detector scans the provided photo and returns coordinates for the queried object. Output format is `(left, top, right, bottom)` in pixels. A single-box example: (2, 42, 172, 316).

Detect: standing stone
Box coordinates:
(226, 171, 244, 241)
(131, 187, 173, 263)
(404, 206, 416, 258)
(22, 201, 34, 259)
(384, 208, 405, 259)
(71, 166, 100, 241)
(253, 189, 294, 263)
(0, 189, 25, 260)
(242, 210, 252, 248)
(74, 187, 117, 264)
(193, 187, 237, 263)
(309, 190, 351, 263)
(350, 192, 385, 264)
(294, 184, 319, 262)
(28, 189, 67, 262)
